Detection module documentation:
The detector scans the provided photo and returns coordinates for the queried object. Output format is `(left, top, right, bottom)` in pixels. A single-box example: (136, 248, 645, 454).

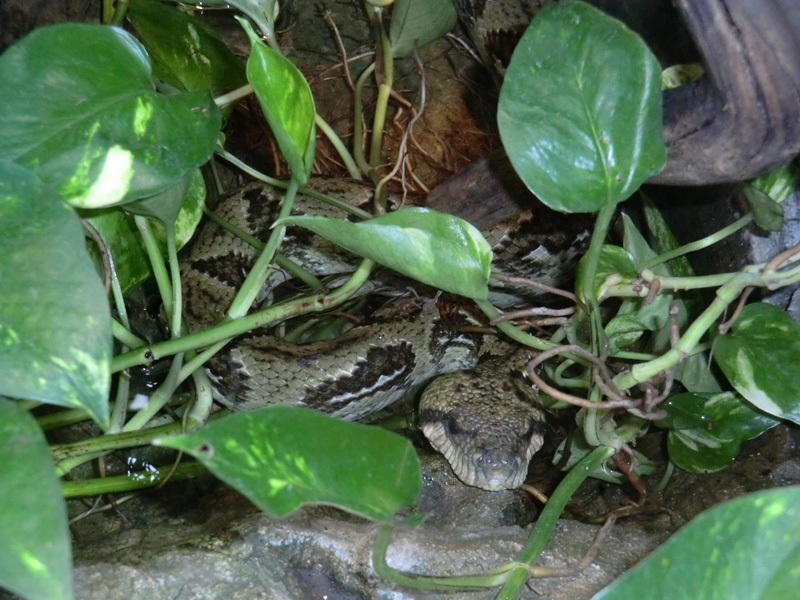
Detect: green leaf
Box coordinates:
(619, 215, 674, 332)
(497, 0, 666, 212)
(625, 209, 718, 390)
(127, 0, 247, 93)
(553, 431, 653, 484)
(743, 185, 784, 232)
(641, 199, 697, 279)
(605, 314, 645, 354)
(577, 244, 636, 299)
(390, 0, 458, 58)
(748, 161, 800, 204)
(155, 406, 421, 521)
(276, 208, 492, 299)
(202, 0, 279, 41)
(658, 392, 778, 474)
(0, 23, 221, 207)
(0, 161, 110, 427)
(126, 171, 194, 225)
(714, 302, 800, 425)
(593, 486, 800, 599)
(238, 17, 315, 185)
(0, 399, 73, 600)
(86, 170, 205, 293)
(661, 63, 704, 89)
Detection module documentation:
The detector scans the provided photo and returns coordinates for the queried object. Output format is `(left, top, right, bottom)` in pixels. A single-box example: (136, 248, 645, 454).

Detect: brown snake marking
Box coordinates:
(181, 179, 581, 490)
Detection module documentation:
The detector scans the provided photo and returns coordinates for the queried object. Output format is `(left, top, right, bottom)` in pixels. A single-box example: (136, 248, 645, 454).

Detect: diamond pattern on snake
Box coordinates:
(181, 178, 582, 491)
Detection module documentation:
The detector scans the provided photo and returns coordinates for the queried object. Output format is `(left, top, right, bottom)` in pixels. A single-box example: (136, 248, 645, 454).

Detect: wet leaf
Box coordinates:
(155, 406, 421, 521)
(277, 208, 492, 299)
(498, 0, 665, 212)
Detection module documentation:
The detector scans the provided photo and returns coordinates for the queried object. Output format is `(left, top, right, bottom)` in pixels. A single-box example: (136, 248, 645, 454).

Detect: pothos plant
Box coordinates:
(1, 1, 800, 600)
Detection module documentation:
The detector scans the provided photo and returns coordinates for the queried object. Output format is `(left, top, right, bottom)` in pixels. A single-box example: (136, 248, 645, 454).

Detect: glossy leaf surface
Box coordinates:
(498, 0, 666, 212)
(714, 302, 800, 425)
(658, 392, 778, 474)
(277, 208, 492, 299)
(239, 18, 315, 184)
(127, 0, 247, 93)
(156, 406, 421, 521)
(0, 161, 110, 426)
(87, 170, 205, 293)
(594, 486, 800, 599)
(0, 23, 220, 207)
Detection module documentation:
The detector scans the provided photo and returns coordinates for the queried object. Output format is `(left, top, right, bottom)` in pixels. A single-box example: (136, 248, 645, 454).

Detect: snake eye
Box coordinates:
(446, 415, 462, 435)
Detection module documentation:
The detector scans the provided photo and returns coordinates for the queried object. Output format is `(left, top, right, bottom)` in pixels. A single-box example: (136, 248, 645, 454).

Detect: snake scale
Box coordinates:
(181, 1, 587, 491)
(180, 179, 587, 490)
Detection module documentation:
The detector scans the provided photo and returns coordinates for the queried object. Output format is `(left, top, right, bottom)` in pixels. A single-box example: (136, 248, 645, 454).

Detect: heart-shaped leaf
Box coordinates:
(0, 161, 110, 426)
(155, 406, 421, 521)
(498, 0, 666, 212)
(714, 302, 800, 424)
(127, 0, 246, 93)
(0, 23, 221, 207)
(658, 392, 778, 474)
(390, 0, 458, 58)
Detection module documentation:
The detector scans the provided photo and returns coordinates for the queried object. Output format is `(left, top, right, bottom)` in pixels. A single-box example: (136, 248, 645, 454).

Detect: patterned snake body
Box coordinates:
(181, 180, 569, 490)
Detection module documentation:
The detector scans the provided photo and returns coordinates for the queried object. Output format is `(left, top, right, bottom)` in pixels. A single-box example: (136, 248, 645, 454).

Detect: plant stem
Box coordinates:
(202, 205, 325, 291)
(111, 259, 375, 373)
(109, 0, 129, 26)
(51, 415, 208, 461)
(314, 113, 362, 179)
(353, 62, 377, 175)
(613, 271, 759, 390)
(495, 445, 615, 600)
(217, 150, 374, 220)
(166, 228, 182, 338)
(62, 461, 208, 498)
(577, 199, 618, 355)
(372, 523, 511, 589)
(227, 178, 300, 319)
(640, 214, 753, 271)
(134, 215, 173, 319)
(112, 319, 144, 349)
(476, 300, 560, 353)
(368, 21, 394, 170)
(122, 352, 185, 432)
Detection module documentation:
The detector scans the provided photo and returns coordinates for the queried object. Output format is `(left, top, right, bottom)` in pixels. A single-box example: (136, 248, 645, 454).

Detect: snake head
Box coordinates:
(419, 367, 545, 491)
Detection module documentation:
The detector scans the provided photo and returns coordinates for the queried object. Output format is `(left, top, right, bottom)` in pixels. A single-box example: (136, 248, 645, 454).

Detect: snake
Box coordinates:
(180, 179, 586, 491)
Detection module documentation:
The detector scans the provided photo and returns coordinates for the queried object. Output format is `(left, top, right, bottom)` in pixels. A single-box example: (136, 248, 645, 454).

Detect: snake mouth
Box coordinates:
(421, 421, 532, 491)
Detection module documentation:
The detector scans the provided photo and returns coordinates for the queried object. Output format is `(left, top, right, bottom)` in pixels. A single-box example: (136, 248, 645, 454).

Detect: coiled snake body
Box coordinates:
(181, 181, 580, 490)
